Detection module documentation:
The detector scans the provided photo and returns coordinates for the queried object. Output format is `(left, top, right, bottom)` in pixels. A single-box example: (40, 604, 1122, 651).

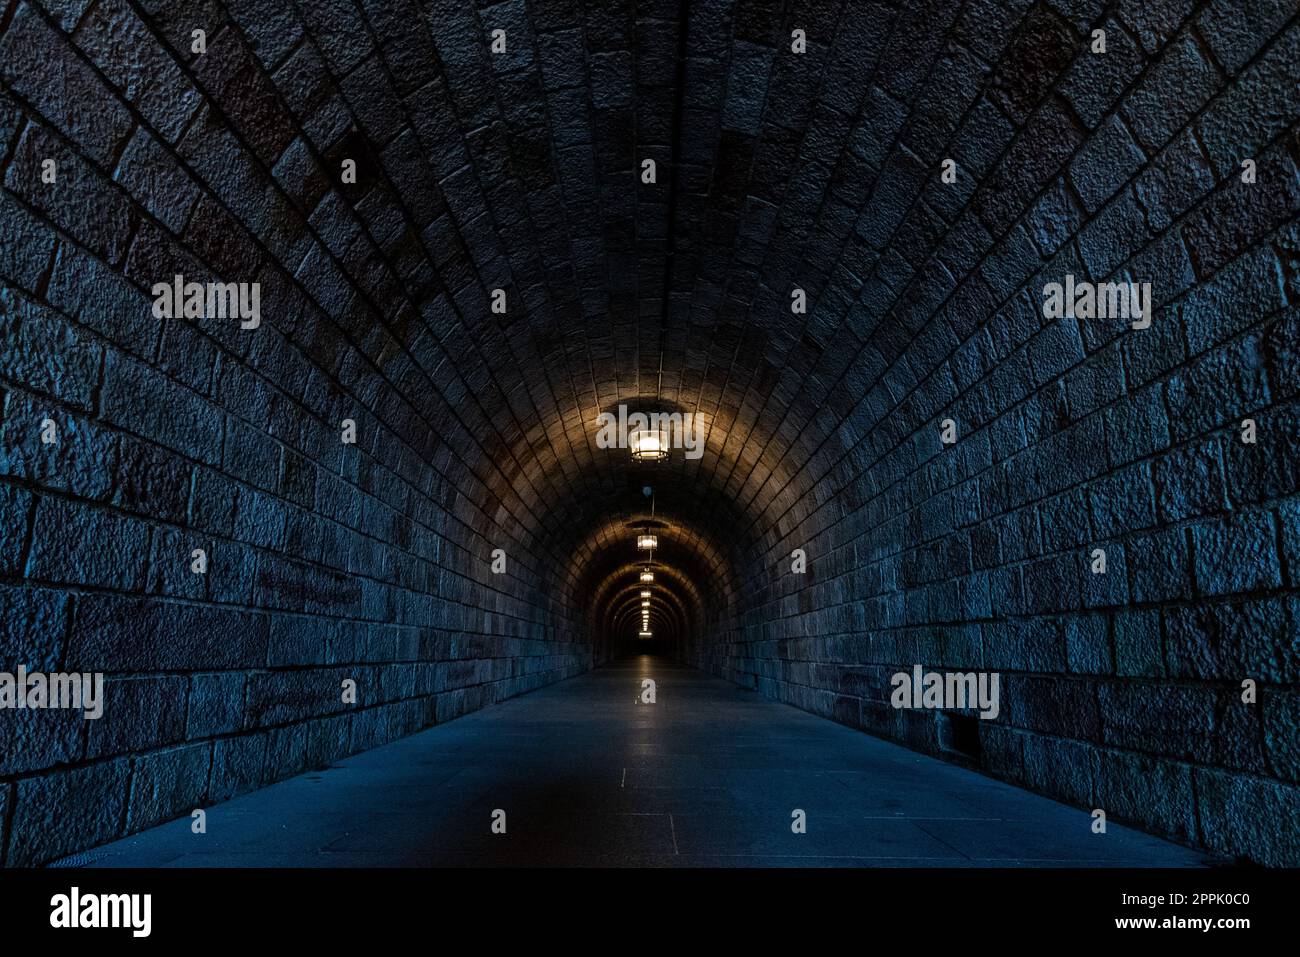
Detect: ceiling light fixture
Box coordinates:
(629, 428, 669, 462)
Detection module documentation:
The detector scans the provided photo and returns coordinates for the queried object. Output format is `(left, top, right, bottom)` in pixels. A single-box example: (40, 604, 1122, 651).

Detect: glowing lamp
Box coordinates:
(629, 429, 669, 462)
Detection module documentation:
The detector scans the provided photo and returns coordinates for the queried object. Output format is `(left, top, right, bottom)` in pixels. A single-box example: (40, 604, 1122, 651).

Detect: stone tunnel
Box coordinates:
(0, 0, 1297, 869)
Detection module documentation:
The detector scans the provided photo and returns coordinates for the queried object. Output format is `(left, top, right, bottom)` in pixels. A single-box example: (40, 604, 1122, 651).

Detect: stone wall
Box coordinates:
(682, 0, 1300, 868)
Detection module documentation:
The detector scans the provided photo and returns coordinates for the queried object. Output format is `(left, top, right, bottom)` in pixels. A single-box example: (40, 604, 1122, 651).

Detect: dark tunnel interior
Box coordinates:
(0, 0, 1298, 869)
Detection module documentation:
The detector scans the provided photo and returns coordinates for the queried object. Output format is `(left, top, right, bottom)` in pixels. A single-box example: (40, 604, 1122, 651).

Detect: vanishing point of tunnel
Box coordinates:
(0, 0, 1298, 869)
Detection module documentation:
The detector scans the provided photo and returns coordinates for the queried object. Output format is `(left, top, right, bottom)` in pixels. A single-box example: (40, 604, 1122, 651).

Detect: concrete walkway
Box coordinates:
(58, 658, 1210, 867)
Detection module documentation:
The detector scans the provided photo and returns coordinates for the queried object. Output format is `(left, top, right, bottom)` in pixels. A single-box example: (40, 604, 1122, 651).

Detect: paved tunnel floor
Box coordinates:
(59, 658, 1210, 867)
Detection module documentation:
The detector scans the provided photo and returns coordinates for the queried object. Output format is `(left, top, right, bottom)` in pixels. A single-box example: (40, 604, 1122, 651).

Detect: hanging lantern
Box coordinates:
(636, 533, 658, 550)
(640, 569, 654, 583)
(629, 429, 669, 462)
